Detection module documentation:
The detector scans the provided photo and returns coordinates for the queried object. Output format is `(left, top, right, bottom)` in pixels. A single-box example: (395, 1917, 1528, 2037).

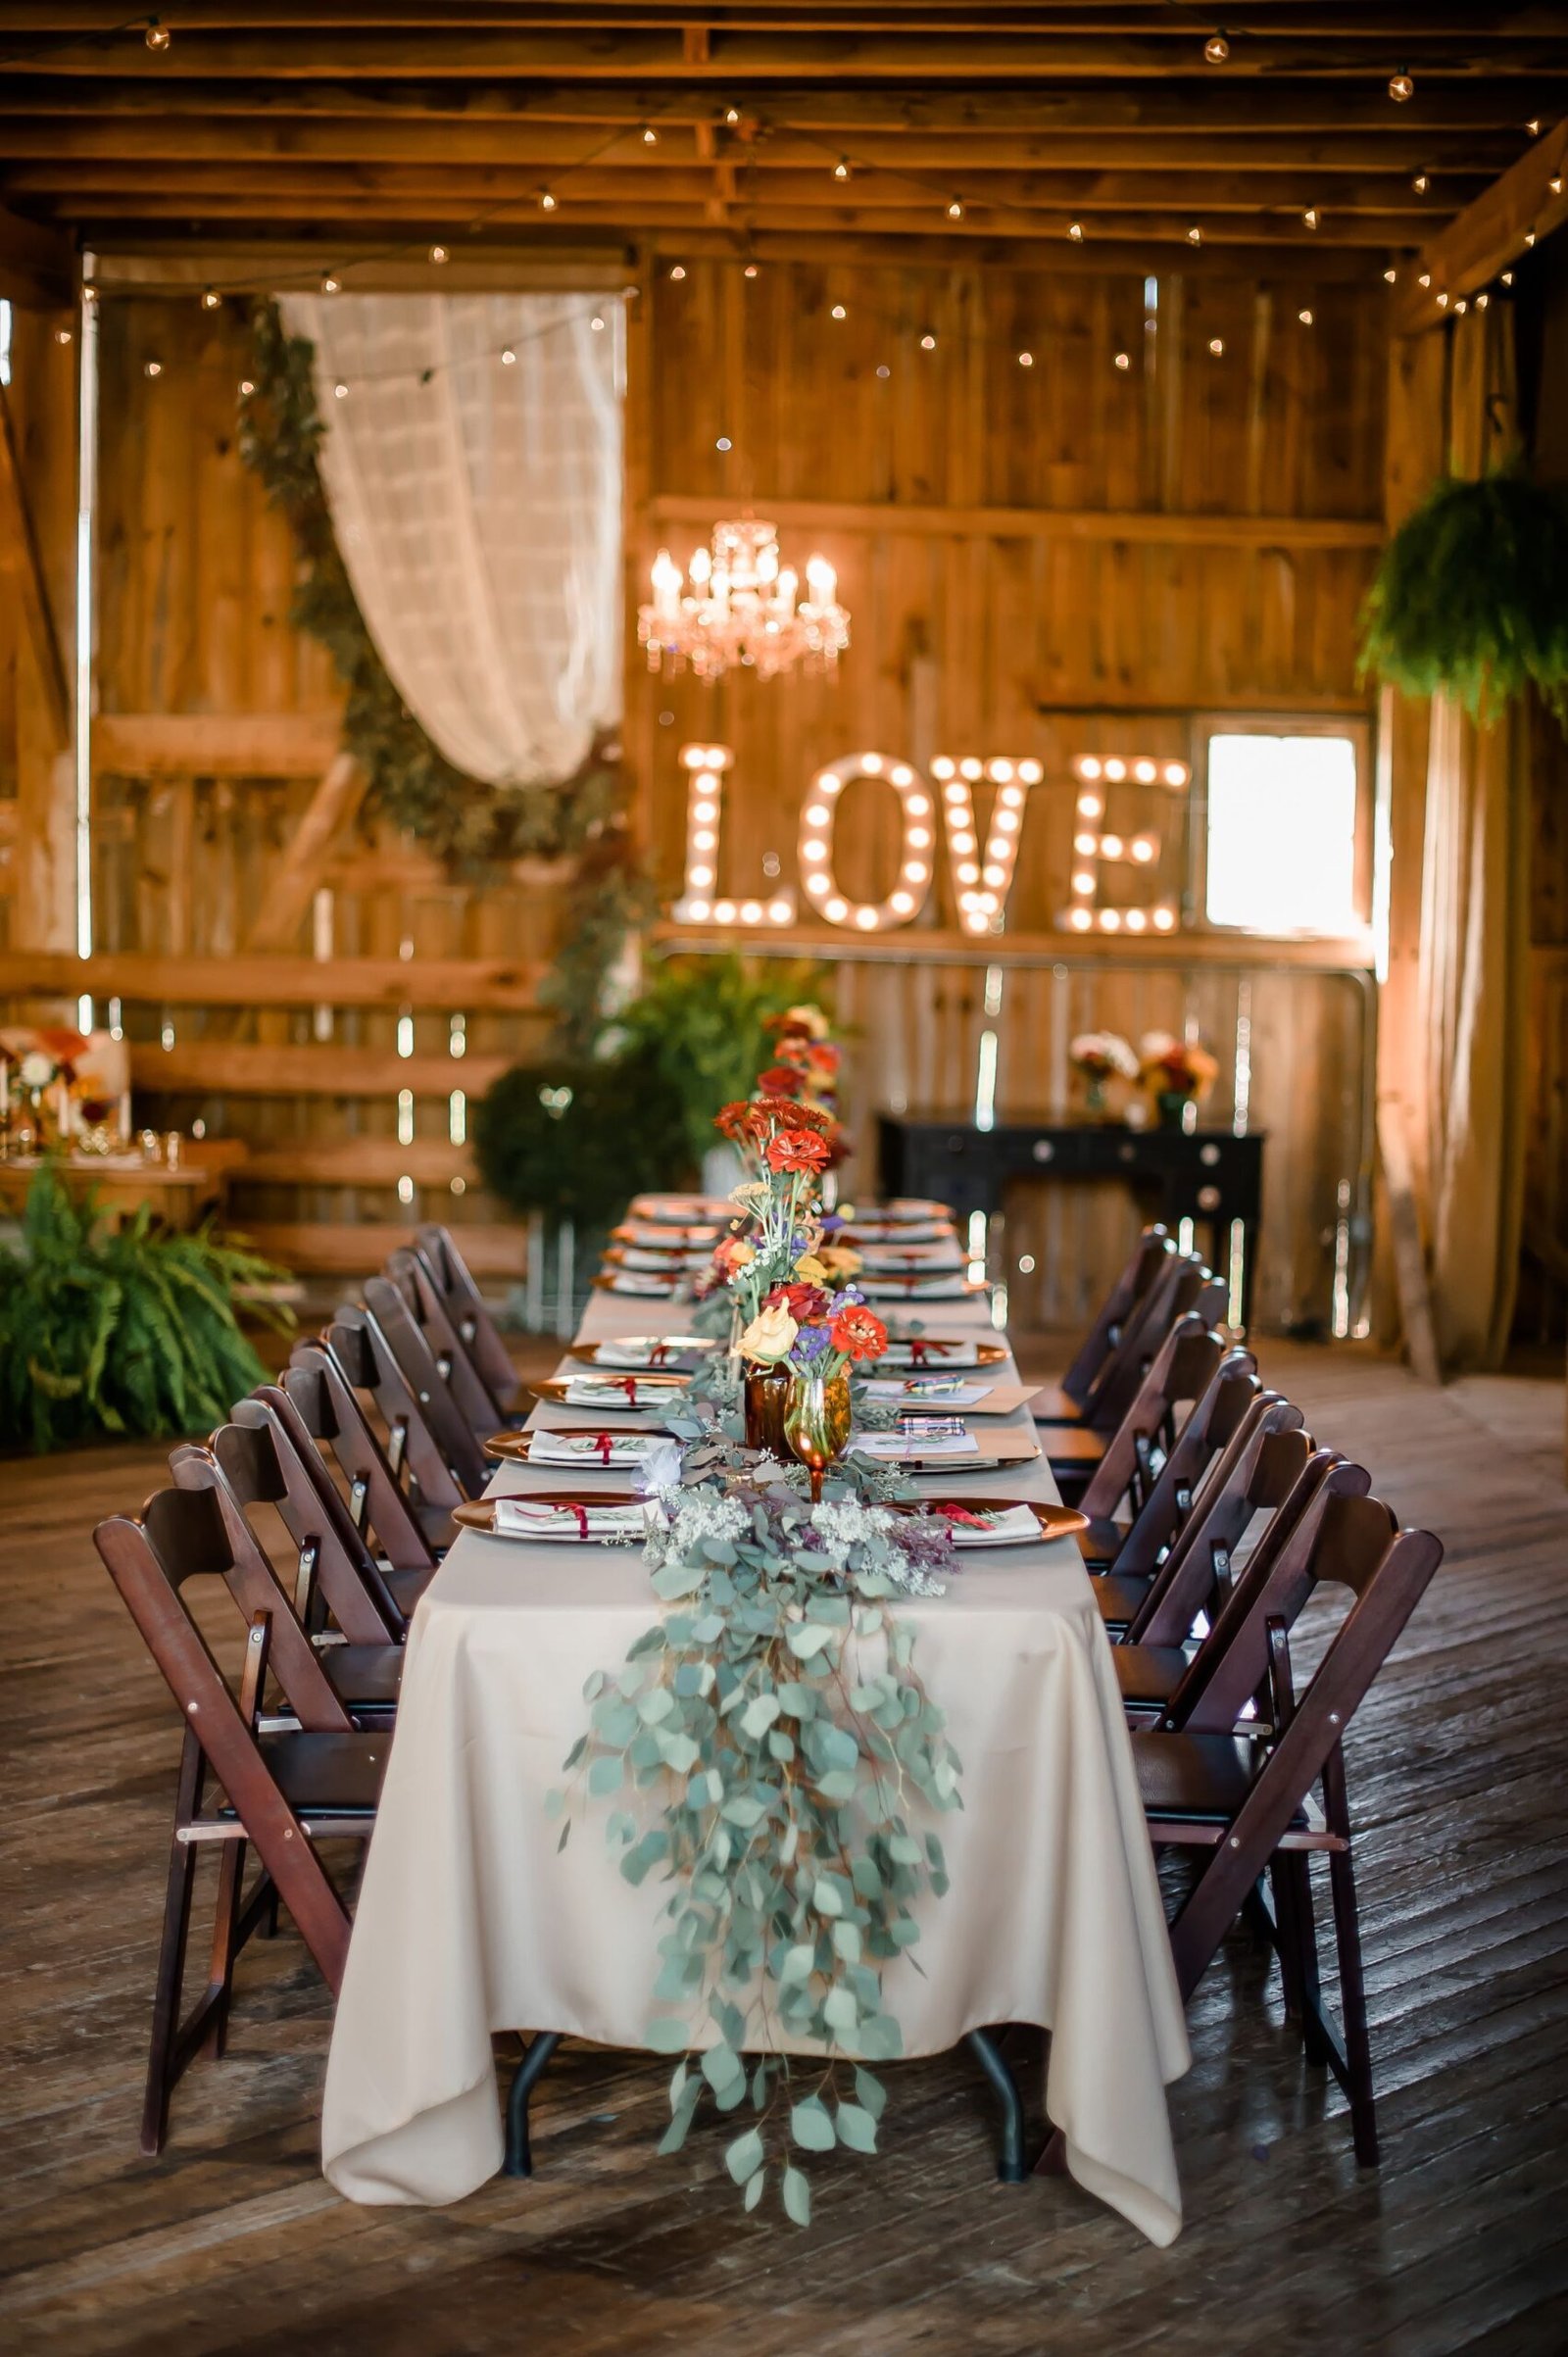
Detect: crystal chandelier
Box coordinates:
(638, 516, 850, 682)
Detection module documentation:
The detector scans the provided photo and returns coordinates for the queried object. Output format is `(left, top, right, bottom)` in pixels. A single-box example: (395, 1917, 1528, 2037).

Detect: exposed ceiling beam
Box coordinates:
(0, 74, 1552, 133)
(1394, 115, 1568, 327)
(0, 115, 1522, 174)
(6, 30, 1568, 82)
(1, 3, 1562, 27)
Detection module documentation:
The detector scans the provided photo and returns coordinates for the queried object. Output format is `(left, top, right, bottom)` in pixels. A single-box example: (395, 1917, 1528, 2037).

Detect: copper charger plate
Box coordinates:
(903, 1498, 1090, 1542)
(565, 1338, 715, 1367)
(881, 1338, 1008, 1368)
(530, 1373, 691, 1409)
(454, 1492, 642, 1537)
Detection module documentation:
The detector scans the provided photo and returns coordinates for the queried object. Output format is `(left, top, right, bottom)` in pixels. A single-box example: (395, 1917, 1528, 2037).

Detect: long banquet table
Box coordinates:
(321, 1256, 1191, 2244)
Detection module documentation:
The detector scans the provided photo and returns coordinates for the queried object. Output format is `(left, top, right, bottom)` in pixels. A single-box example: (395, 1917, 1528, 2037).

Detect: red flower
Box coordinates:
(758, 1062, 806, 1099)
(829, 1303, 888, 1362)
(772, 1100, 832, 1135)
(764, 1281, 832, 1323)
(765, 1129, 831, 1175)
(806, 1042, 840, 1075)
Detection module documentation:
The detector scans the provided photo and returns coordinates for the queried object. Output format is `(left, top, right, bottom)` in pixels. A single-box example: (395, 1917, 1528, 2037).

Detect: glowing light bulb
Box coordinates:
(947, 196, 964, 220)
(1204, 31, 1230, 65)
(824, 896, 849, 922)
(1389, 71, 1414, 102)
(1114, 352, 1131, 371)
(201, 288, 220, 310)
(834, 156, 851, 180)
(429, 244, 448, 264)
(144, 19, 171, 49)
(1188, 224, 1203, 246)
(1068, 221, 1084, 243)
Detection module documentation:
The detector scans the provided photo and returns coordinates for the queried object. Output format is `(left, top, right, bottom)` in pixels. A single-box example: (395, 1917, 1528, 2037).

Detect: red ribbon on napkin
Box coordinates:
(612, 1375, 640, 1403)
(907, 1338, 957, 1366)
(555, 1501, 591, 1538)
(593, 1433, 614, 1465)
(649, 1342, 671, 1367)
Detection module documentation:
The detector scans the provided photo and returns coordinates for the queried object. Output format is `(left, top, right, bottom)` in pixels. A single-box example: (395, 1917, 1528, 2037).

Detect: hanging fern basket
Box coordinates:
(1359, 462, 1568, 724)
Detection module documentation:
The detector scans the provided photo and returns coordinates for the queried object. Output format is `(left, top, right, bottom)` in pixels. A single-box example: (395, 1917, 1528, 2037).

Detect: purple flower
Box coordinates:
(837, 1284, 866, 1306)
(794, 1324, 833, 1362)
(819, 1212, 846, 1235)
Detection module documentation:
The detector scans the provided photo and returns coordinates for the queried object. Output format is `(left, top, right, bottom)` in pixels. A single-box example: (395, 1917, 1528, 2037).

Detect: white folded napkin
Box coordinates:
(617, 1245, 711, 1271)
(859, 1379, 993, 1407)
(593, 1336, 713, 1369)
(608, 1272, 678, 1296)
(564, 1374, 683, 1409)
(928, 1503, 1044, 1548)
(857, 1248, 967, 1273)
(528, 1430, 662, 1466)
(850, 1430, 981, 1459)
(491, 1496, 650, 1542)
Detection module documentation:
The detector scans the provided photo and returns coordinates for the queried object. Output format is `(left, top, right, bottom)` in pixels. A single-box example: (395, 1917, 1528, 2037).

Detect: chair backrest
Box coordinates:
(282, 1339, 440, 1574)
(94, 1488, 357, 1989)
(1163, 1467, 1392, 1736)
(1081, 1252, 1227, 1435)
(1158, 1493, 1443, 2002)
(325, 1302, 474, 1505)
(1077, 1315, 1227, 1523)
(361, 1281, 490, 1498)
(1059, 1224, 1171, 1403)
(173, 1392, 407, 1645)
(1123, 1397, 1314, 1646)
(1108, 1349, 1259, 1577)
(415, 1222, 517, 1404)
(385, 1246, 508, 1444)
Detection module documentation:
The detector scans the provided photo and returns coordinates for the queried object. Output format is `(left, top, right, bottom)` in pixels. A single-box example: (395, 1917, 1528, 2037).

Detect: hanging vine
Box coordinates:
(236, 302, 654, 1034)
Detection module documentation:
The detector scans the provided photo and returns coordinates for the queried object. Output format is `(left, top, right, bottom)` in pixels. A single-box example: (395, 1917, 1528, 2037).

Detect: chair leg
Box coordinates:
(1328, 1844, 1379, 2167)
(965, 2029, 1028, 2184)
(1268, 1857, 1305, 2023)
(503, 2032, 562, 2177)
(141, 1741, 202, 2158)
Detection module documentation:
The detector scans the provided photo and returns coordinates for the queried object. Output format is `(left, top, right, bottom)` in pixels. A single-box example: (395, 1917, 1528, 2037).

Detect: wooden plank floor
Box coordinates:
(3, 1341, 1568, 2355)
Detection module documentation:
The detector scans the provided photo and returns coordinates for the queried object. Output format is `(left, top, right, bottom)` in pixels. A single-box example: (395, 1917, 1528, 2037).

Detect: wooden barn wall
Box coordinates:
(626, 257, 1386, 1333)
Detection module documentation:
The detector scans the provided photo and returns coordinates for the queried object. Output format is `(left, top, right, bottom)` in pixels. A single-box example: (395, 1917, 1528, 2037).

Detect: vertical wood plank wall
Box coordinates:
(0, 265, 1398, 1327)
(627, 257, 1386, 1332)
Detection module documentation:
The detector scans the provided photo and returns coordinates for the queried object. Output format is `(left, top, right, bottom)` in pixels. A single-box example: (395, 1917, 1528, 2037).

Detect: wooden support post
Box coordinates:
(244, 753, 366, 954)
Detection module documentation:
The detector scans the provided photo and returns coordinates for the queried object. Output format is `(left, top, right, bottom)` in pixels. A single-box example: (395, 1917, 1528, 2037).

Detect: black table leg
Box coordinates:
(503, 2031, 562, 2177)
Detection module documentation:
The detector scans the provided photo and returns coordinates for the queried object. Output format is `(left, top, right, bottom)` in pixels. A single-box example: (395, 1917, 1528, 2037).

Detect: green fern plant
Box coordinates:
(0, 1165, 293, 1452)
(1359, 461, 1568, 723)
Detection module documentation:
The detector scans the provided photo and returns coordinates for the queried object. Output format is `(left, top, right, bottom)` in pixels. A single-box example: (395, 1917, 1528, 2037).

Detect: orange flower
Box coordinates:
(772, 1100, 833, 1136)
(764, 1129, 830, 1175)
(828, 1303, 887, 1362)
(758, 1062, 806, 1099)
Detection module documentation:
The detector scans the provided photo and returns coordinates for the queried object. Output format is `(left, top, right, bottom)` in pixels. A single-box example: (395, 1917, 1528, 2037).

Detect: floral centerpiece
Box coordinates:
(0, 1028, 89, 1154)
(1138, 1030, 1220, 1130)
(554, 1416, 963, 2225)
(1068, 1029, 1138, 1118)
(739, 1285, 889, 1498)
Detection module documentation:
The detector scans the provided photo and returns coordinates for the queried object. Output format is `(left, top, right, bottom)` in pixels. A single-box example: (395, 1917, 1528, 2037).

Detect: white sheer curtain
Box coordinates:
(279, 291, 623, 787)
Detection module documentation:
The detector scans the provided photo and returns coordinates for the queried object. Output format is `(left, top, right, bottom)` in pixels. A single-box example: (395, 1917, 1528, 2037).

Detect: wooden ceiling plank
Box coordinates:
(0, 199, 75, 304)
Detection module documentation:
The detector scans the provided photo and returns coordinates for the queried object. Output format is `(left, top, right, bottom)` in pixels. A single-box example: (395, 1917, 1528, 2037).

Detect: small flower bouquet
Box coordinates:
(1138, 1030, 1220, 1128)
(1068, 1029, 1138, 1116)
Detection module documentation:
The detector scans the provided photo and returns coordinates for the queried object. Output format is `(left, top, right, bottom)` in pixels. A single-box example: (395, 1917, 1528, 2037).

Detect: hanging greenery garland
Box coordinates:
(1359, 461, 1568, 724)
(236, 303, 654, 1037)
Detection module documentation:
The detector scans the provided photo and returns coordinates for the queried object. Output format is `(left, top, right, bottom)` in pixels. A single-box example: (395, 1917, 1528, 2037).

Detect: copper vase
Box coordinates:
(782, 1371, 854, 1503)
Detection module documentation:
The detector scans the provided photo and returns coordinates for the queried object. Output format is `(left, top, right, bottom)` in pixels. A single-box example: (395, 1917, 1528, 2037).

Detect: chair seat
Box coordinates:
(1031, 1382, 1087, 1426)
(1133, 1729, 1303, 1828)
(1093, 1571, 1153, 1629)
(1044, 1424, 1106, 1467)
(245, 1730, 388, 1816)
(1112, 1644, 1192, 1708)
(323, 1645, 405, 1709)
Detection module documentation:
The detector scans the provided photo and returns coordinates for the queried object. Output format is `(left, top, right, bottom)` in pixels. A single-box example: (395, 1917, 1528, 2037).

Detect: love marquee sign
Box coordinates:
(670, 742, 1192, 937)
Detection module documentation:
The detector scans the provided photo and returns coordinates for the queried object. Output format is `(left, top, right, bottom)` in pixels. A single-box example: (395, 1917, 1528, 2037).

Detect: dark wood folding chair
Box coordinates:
(321, 1300, 476, 1521)
(95, 1487, 387, 2155)
(1054, 1313, 1226, 1545)
(170, 1427, 408, 1724)
(1109, 1420, 1326, 1720)
(1133, 1487, 1444, 2164)
(234, 1385, 434, 1626)
(414, 1222, 520, 1412)
(282, 1337, 445, 1575)
(361, 1279, 491, 1498)
(385, 1245, 514, 1446)
(1030, 1224, 1170, 1425)
(1076, 1346, 1257, 1571)
(1084, 1381, 1289, 1634)
(1044, 1254, 1229, 1492)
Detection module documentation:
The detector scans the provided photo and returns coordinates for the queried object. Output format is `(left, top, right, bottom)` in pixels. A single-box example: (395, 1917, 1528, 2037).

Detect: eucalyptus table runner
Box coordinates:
(321, 1252, 1190, 2242)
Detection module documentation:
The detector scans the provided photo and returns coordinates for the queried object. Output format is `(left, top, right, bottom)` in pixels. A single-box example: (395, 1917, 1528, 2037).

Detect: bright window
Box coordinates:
(1204, 732, 1359, 936)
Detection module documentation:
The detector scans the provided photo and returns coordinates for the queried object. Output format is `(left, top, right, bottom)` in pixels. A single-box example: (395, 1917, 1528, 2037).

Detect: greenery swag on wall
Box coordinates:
(0, 1166, 291, 1453)
(1360, 461, 1568, 724)
(237, 304, 653, 1044)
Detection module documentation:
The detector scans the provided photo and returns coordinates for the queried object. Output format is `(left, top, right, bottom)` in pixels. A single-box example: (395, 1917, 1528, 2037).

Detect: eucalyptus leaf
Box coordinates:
(782, 2164, 811, 2227)
(790, 2097, 836, 2152)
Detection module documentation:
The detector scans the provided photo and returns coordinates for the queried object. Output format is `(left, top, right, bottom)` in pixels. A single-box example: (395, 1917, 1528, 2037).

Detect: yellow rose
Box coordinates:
(793, 1253, 829, 1283)
(817, 1244, 862, 1277)
(739, 1303, 798, 1365)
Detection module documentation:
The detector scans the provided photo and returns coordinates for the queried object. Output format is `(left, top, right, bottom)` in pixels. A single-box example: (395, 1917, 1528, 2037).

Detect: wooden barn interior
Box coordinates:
(2, 9, 1568, 2353)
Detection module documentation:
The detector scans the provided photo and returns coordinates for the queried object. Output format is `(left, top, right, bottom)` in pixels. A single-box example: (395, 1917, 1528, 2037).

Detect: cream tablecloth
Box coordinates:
(321, 1270, 1191, 2242)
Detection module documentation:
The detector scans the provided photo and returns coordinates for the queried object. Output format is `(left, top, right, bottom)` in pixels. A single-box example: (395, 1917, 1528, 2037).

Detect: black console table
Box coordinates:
(877, 1113, 1265, 1331)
